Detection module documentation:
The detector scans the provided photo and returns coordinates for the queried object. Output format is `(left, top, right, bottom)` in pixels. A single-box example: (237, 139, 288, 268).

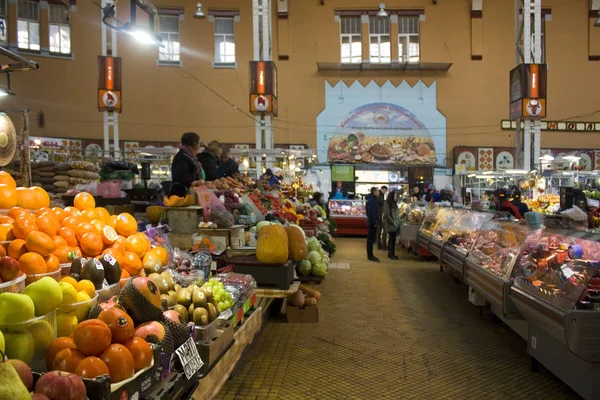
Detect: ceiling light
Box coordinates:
(194, 2, 205, 19)
(467, 173, 476, 178)
(482, 170, 494, 175)
(0, 87, 15, 97)
(539, 154, 554, 161)
(505, 169, 528, 174)
(122, 23, 163, 46)
(377, 3, 388, 18)
(563, 155, 581, 161)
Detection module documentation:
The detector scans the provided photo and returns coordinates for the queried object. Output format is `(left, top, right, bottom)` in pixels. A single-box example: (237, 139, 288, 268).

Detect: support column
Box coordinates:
(101, 0, 120, 159)
(589, 0, 600, 60)
(470, 0, 483, 60)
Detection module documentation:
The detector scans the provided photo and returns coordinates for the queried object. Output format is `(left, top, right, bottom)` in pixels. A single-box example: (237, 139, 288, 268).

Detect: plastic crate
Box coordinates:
(26, 268, 61, 285)
(0, 273, 26, 294)
(298, 220, 318, 237)
(193, 317, 218, 344)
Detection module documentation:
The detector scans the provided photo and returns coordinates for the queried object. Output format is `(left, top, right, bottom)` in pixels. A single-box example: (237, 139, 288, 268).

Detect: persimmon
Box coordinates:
(98, 307, 134, 344)
(73, 319, 112, 356)
(53, 348, 85, 373)
(99, 344, 135, 383)
(45, 254, 60, 272)
(53, 236, 68, 249)
(75, 356, 110, 379)
(46, 337, 77, 371)
(59, 226, 78, 247)
(123, 337, 152, 372)
(8, 239, 28, 259)
(26, 231, 55, 257)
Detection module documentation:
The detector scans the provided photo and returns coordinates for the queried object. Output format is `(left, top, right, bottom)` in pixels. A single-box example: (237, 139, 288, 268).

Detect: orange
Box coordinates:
(26, 231, 55, 257)
(80, 232, 103, 256)
(62, 215, 83, 230)
(95, 207, 110, 223)
(53, 236, 68, 249)
(0, 171, 16, 189)
(75, 280, 96, 298)
(60, 276, 78, 286)
(0, 216, 14, 225)
(7, 207, 27, 220)
(75, 356, 110, 379)
(59, 226, 78, 247)
(121, 251, 142, 276)
(17, 187, 49, 210)
(90, 219, 106, 232)
(120, 269, 130, 279)
(54, 246, 74, 263)
(76, 222, 100, 241)
(115, 213, 137, 237)
(74, 192, 96, 211)
(63, 206, 82, 217)
(36, 213, 59, 237)
(0, 184, 17, 209)
(19, 252, 47, 274)
(125, 234, 147, 258)
(13, 216, 37, 240)
(80, 209, 100, 223)
(45, 254, 60, 272)
(36, 207, 53, 217)
(52, 207, 68, 223)
(111, 241, 126, 255)
(102, 247, 124, 266)
(101, 226, 118, 246)
(107, 215, 118, 229)
(150, 247, 169, 266)
(0, 224, 14, 241)
(32, 187, 50, 209)
(8, 239, 28, 259)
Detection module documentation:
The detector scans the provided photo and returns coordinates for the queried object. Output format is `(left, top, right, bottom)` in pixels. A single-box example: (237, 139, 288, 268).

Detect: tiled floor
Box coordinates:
(214, 238, 580, 400)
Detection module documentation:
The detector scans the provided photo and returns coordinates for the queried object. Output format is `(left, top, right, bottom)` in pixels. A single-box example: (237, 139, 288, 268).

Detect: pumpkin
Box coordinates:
(286, 225, 308, 262)
(182, 194, 196, 207)
(146, 206, 165, 223)
(256, 224, 289, 265)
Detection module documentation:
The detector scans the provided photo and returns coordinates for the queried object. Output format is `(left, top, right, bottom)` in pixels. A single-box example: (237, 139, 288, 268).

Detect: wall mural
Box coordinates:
(316, 80, 447, 166)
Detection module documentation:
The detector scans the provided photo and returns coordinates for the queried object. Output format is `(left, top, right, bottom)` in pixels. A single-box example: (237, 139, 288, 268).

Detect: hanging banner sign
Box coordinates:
(249, 61, 278, 116)
(509, 63, 547, 121)
(98, 56, 122, 112)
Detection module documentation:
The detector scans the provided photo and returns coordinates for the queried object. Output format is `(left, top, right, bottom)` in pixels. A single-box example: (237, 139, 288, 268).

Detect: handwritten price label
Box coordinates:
(175, 337, 203, 379)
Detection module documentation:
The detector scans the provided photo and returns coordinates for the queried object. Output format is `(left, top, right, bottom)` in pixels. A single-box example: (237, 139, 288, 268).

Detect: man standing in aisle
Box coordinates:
(376, 186, 388, 250)
(366, 187, 380, 262)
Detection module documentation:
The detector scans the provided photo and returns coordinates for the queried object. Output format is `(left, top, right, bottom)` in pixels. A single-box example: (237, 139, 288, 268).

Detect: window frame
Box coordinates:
(157, 13, 181, 66)
(48, 3, 71, 55)
(397, 15, 420, 63)
(213, 16, 236, 66)
(368, 16, 390, 64)
(17, 0, 40, 52)
(339, 16, 361, 64)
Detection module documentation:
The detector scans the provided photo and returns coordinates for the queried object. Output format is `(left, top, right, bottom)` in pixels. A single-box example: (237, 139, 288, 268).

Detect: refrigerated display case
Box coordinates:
(509, 231, 600, 400)
(428, 208, 467, 258)
(416, 207, 451, 254)
(440, 211, 494, 282)
(464, 218, 540, 313)
(328, 199, 367, 235)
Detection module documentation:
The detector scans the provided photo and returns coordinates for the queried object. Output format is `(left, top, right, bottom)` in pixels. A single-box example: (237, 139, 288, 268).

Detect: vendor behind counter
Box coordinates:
(170, 132, 205, 197)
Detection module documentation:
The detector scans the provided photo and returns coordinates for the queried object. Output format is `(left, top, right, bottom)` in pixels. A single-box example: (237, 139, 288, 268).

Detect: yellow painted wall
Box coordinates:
(2, 0, 599, 165)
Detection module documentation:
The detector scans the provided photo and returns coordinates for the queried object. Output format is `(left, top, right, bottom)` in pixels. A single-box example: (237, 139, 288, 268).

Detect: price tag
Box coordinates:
(219, 308, 233, 320)
(587, 198, 600, 208)
(175, 337, 203, 379)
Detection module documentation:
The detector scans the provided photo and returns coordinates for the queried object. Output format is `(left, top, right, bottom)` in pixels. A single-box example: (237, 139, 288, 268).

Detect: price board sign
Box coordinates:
(175, 337, 203, 379)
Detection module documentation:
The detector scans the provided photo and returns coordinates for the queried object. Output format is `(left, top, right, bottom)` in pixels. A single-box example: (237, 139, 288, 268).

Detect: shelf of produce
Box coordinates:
(330, 215, 367, 235)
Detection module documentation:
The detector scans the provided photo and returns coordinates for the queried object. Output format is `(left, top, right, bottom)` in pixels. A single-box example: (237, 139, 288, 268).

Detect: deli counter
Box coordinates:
(416, 207, 451, 252)
(428, 208, 467, 258)
(328, 199, 367, 235)
(416, 216, 600, 400)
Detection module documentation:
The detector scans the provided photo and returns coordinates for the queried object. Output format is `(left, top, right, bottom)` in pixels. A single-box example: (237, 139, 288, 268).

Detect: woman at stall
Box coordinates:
(171, 132, 204, 197)
(197, 141, 222, 181)
(424, 184, 440, 203)
(383, 190, 400, 260)
(261, 168, 279, 187)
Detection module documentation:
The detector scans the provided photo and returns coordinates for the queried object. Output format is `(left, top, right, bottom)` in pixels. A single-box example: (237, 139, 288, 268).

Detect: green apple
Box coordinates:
(31, 320, 54, 354)
(3, 331, 34, 364)
(0, 293, 35, 324)
(24, 277, 63, 317)
(0, 329, 4, 353)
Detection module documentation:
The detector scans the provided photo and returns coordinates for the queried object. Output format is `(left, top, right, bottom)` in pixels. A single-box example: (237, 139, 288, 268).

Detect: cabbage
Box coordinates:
(312, 262, 327, 277)
(307, 251, 322, 266)
(249, 226, 257, 234)
(297, 259, 312, 276)
(307, 237, 321, 253)
(321, 255, 330, 265)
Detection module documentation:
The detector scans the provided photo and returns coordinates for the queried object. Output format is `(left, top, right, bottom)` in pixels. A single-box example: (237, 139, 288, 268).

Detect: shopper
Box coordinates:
(384, 190, 400, 260)
(171, 132, 204, 197)
(366, 186, 380, 262)
(376, 186, 388, 250)
(197, 141, 222, 181)
(218, 149, 239, 178)
(412, 186, 423, 201)
(424, 184, 440, 203)
(493, 188, 523, 219)
(261, 168, 279, 187)
(310, 192, 327, 218)
(511, 191, 529, 217)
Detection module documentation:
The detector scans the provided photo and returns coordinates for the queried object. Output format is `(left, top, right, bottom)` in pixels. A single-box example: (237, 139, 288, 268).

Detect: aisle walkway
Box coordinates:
(215, 238, 579, 400)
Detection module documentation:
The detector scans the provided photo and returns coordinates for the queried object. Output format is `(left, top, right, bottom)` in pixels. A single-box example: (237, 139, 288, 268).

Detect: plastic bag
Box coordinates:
(97, 180, 122, 198)
(195, 186, 227, 222)
(562, 205, 588, 221)
(143, 224, 174, 267)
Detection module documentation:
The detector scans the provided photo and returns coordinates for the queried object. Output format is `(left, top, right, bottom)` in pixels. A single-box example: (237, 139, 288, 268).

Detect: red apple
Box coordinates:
(133, 321, 166, 344)
(163, 310, 181, 324)
(0, 256, 21, 282)
(5, 359, 32, 390)
(35, 371, 86, 400)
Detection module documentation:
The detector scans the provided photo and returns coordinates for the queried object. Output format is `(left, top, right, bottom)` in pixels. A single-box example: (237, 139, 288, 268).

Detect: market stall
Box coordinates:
(416, 206, 451, 258)
(328, 199, 367, 235)
(427, 208, 467, 258)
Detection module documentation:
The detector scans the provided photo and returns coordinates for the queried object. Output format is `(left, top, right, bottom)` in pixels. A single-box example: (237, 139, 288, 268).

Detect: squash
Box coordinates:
(287, 290, 305, 307)
(256, 221, 272, 232)
(163, 195, 185, 207)
(182, 194, 196, 207)
(286, 225, 308, 262)
(146, 206, 165, 223)
(256, 224, 289, 264)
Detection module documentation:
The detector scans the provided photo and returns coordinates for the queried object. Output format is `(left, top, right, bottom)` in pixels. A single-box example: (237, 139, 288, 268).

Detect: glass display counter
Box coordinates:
(416, 207, 451, 253)
(328, 199, 367, 235)
(428, 208, 467, 258)
(440, 211, 494, 282)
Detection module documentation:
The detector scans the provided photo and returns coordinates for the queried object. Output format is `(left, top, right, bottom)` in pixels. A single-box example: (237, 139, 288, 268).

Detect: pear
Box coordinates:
(24, 277, 63, 316)
(0, 293, 34, 323)
(0, 362, 31, 400)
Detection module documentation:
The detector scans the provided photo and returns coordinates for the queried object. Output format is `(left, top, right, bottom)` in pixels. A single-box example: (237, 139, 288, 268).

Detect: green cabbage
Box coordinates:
(307, 251, 322, 266)
(297, 259, 312, 276)
(312, 262, 327, 277)
(307, 237, 321, 253)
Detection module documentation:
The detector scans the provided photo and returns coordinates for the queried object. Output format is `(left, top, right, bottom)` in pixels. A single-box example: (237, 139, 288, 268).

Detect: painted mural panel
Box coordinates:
(316, 80, 447, 166)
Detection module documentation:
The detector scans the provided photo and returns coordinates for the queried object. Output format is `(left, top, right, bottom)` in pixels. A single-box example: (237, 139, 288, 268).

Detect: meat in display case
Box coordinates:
(428, 208, 467, 258)
(416, 207, 451, 253)
(464, 218, 538, 311)
(509, 231, 600, 400)
(328, 199, 367, 235)
(440, 211, 494, 282)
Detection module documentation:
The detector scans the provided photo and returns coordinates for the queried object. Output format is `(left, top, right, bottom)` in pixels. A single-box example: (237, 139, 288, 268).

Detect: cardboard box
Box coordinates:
(286, 304, 319, 323)
(106, 204, 135, 216)
(229, 226, 245, 248)
(197, 322, 235, 374)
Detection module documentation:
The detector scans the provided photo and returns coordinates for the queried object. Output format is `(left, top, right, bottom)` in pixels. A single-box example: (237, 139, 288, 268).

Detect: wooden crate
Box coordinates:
(167, 232, 194, 250)
(167, 207, 202, 234)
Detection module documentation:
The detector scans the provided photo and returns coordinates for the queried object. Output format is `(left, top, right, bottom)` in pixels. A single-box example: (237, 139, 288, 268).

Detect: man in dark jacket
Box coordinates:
(197, 141, 221, 181)
(171, 132, 204, 197)
(366, 186, 380, 262)
(376, 186, 388, 250)
(218, 150, 239, 178)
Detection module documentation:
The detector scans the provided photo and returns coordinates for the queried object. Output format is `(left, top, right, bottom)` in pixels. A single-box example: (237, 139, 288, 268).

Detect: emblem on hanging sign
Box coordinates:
(98, 56, 122, 112)
(254, 95, 269, 112)
(249, 61, 278, 116)
(102, 91, 119, 108)
(508, 63, 547, 120)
